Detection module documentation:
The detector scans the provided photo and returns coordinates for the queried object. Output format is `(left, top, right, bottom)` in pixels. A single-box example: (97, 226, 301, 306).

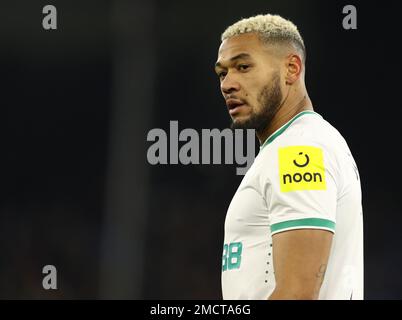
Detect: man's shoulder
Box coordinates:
(275, 112, 347, 150)
(256, 112, 350, 172)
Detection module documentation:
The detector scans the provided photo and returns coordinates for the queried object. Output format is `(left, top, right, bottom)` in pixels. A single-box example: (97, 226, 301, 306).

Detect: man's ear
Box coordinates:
(285, 54, 303, 85)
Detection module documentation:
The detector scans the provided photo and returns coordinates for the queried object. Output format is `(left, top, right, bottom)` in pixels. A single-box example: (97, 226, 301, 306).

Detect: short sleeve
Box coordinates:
(265, 138, 340, 236)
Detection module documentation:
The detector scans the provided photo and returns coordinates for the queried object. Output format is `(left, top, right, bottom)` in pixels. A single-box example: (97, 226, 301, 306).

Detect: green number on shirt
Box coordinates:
(222, 244, 229, 271)
(222, 242, 242, 272)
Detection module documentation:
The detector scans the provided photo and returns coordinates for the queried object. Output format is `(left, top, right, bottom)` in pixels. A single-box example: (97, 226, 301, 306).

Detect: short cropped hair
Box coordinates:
(221, 14, 306, 63)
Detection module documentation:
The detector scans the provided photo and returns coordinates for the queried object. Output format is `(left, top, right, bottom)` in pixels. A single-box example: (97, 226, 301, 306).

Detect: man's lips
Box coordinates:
(226, 99, 247, 115)
(228, 104, 246, 115)
(226, 98, 245, 109)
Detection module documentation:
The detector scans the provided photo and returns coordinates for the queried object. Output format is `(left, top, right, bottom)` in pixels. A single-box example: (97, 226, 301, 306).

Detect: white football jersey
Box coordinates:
(221, 110, 363, 300)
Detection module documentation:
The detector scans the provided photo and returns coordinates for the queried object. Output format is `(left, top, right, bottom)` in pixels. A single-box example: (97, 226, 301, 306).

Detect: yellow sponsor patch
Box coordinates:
(279, 146, 326, 192)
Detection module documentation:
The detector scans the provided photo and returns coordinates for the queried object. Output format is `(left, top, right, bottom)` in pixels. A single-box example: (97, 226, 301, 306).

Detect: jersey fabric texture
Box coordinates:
(221, 110, 363, 300)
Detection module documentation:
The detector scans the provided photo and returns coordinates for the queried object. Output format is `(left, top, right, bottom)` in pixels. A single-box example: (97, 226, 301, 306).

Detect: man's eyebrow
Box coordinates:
(215, 53, 252, 68)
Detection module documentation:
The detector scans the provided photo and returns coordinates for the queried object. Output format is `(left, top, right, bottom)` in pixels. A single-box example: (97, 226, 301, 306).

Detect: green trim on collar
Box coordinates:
(259, 110, 321, 150)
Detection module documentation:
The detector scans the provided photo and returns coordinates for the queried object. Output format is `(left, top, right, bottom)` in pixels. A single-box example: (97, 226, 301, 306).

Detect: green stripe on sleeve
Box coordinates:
(270, 218, 335, 234)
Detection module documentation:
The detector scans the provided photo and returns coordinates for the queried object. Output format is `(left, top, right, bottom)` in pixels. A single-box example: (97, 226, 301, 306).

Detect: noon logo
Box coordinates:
(279, 146, 326, 192)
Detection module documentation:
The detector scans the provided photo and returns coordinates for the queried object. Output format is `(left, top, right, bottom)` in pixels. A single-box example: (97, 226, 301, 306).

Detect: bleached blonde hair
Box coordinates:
(221, 14, 306, 62)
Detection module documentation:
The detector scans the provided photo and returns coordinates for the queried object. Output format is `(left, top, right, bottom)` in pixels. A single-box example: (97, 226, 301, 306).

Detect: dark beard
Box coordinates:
(231, 73, 282, 134)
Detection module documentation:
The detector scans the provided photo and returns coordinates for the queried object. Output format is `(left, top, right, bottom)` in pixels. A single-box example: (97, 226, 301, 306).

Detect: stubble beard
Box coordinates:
(230, 72, 283, 135)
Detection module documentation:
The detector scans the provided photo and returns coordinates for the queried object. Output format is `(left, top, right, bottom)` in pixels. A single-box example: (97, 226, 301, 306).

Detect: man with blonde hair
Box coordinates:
(216, 14, 363, 300)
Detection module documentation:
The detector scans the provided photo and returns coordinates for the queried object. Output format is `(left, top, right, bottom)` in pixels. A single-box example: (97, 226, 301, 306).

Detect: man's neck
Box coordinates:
(256, 94, 313, 145)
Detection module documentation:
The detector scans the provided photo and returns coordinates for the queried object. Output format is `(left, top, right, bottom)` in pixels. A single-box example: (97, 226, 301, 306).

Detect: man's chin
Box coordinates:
(230, 117, 253, 130)
(230, 114, 270, 133)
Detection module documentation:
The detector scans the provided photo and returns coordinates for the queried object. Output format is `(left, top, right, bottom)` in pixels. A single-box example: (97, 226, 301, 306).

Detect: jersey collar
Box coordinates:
(259, 110, 321, 151)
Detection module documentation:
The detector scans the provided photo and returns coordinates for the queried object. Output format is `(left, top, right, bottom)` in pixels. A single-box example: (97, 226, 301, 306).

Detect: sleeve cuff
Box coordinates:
(270, 218, 335, 236)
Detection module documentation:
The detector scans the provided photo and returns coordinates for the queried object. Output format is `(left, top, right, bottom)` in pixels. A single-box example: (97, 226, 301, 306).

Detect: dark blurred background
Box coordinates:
(1, 0, 401, 299)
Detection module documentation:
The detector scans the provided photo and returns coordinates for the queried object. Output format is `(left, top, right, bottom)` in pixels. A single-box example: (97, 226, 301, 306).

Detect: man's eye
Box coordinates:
(238, 64, 250, 71)
(218, 71, 227, 79)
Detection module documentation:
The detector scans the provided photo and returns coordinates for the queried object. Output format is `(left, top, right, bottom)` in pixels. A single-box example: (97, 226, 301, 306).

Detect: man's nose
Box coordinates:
(221, 73, 240, 95)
